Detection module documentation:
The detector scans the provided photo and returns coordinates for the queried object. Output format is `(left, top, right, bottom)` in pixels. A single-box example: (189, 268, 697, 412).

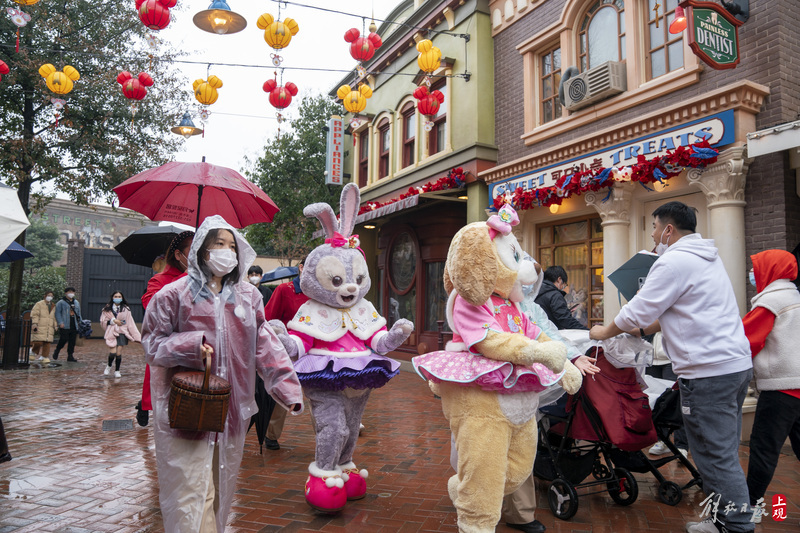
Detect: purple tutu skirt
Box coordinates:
(295, 352, 400, 391)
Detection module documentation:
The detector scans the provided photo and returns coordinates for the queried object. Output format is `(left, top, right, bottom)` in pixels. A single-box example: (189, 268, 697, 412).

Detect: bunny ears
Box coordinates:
(304, 182, 361, 241)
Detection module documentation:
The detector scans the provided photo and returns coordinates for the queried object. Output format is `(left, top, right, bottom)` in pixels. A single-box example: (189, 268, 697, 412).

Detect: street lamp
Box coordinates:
(193, 0, 247, 35)
(171, 112, 203, 139)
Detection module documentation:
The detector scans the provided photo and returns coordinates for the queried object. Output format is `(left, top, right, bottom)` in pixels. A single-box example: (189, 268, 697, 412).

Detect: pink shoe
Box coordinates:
(340, 461, 368, 500)
(305, 463, 346, 513)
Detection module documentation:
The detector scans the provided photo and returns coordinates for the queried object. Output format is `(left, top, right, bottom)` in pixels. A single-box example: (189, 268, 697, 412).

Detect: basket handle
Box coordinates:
(202, 351, 212, 394)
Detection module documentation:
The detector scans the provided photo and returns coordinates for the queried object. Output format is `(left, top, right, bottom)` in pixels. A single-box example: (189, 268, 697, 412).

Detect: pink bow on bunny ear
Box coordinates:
(487, 203, 519, 240)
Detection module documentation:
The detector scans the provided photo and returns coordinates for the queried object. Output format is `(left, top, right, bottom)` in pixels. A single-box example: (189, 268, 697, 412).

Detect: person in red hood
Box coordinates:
(135, 230, 194, 427)
(743, 249, 800, 514)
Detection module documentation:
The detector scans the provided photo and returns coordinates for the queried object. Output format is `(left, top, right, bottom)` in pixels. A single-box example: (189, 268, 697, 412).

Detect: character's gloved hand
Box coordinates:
(374, 319, 414, 354)
(558, 359, 583, 395)
(269, 319, 298, 359)
(520, 339, 567, 373)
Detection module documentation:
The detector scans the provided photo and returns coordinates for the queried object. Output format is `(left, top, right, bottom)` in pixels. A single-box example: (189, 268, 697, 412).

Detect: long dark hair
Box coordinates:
(197, 228, 240, 286)
(103, 291, 129, 312)
(165, 231, 195, 271)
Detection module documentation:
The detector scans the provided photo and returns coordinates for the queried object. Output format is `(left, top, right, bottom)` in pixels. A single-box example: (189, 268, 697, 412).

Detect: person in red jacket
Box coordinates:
(136, 230, 194, 426)
(743, 249, 800, 519)
(261, 257, 308, 449)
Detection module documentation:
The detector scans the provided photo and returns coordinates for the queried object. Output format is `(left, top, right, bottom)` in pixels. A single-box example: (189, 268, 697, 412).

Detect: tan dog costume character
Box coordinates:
(414, 204, 582, 533)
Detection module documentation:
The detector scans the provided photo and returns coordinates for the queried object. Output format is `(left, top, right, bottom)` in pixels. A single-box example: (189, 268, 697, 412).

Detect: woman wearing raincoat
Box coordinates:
(142, 215, 303, 533)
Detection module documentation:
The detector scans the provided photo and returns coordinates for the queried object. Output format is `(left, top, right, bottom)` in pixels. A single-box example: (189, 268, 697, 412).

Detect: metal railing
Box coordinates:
(0, 311, 33, 368)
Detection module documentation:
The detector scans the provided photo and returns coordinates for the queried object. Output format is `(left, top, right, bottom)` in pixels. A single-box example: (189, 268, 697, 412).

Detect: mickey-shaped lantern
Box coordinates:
(257, 13, 298, 65)
(193, 75, 223, 106)
(39, 64, 80, 95)
(337, 83, 372, 114)
(416, 39, 442, 83)
(343, 28, 382, 62)
(0, 61, 9, 83)
(413, 85, 445, 132)
(136, 0, 177, 31)
(118, 71, 154, 122)
(263, 78, 298, 110)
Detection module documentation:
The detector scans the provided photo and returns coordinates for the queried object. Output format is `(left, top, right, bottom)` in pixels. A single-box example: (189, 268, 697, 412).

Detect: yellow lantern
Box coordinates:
(38, 64, 80, 95)
(193, 75, 223, 105)
(416, 39, 442, 73)
(337, 83, 372, 114)
(13, 0, 40, 5)
(256, 13, 299, 50)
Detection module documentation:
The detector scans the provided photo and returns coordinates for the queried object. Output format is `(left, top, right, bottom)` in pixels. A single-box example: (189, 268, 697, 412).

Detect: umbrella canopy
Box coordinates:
(0, 184, 30, 254)
(261, 265, 299, 283)
(0, 241, 33, 263)
(115, 225, 186, 268)
(112, 161, 279, 229)
(607, 251, 659, 302)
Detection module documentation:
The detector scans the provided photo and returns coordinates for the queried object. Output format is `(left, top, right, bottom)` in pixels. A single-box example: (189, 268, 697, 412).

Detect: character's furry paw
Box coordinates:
(529, 340, 567, 373)
(427, 380, 441, 397)
(269, 319, 298, 359)
(559, 359, 583, 395)
(374, 318, 414, 353)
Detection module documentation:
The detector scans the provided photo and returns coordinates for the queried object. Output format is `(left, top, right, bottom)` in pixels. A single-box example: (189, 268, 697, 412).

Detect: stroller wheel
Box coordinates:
(658, 480, 682, 506)
(548, 478, 579, 520)
(607, 468, 638, 506)
(591, 460, 610, 480)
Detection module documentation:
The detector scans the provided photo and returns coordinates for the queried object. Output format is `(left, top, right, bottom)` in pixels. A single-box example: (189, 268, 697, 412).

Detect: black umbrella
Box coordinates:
(115, 225, 185, 268)
(0, 241, 33, 263)
(261, 265, 299, 283)
(248, 374, 277, 454)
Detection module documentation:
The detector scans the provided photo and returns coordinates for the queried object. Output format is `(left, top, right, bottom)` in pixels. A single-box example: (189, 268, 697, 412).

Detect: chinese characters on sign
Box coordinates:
(325, 115, 344, 186)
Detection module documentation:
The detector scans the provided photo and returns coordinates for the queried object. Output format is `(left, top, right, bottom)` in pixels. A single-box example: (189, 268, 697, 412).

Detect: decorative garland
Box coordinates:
(492, 140, 719, 212)
(358, 166, 466, 215)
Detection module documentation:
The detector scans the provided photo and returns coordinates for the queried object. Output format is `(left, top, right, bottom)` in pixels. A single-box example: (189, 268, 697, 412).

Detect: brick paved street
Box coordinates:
(0, 339, 798, 532)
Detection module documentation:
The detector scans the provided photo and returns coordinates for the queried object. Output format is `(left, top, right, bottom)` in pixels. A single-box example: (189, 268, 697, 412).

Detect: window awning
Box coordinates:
(355, 195, 420, 225)
(746, 119, 800, 157)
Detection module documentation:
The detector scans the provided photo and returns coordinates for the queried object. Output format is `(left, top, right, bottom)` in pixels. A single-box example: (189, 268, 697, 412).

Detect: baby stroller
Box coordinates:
(534, 345, 656, 520)
(608, 383, 704, 505)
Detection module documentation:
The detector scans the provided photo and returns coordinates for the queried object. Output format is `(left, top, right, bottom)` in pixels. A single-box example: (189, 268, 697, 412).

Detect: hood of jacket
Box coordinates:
(663, 233, 718, 261)
(752, 249, 798, 293)
(186, 215, 257, 294)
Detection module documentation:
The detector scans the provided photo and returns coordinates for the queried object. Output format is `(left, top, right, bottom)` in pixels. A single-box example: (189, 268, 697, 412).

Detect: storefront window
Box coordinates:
(537, 215, 603, 327)
(388, 232, 417, 328)
(424, 261, 450, 332)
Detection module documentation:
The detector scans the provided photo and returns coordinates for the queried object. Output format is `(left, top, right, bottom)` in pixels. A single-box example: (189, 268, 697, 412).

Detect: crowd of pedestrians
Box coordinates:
(3, 199, 798, 533)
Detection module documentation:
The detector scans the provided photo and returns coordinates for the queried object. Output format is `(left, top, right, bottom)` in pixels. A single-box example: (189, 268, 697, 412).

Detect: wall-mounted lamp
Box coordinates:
(669, 6, 687, 34)
(549, 204, 559, 214)
(653, 180, 668, 192)
(171, 112, 203, 139)
(193, 0, 247, 35)
(363, 224, 376, 229)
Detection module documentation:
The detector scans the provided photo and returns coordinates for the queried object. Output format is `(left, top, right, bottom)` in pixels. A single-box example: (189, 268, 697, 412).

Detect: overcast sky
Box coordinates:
(165, 0, 393, 172)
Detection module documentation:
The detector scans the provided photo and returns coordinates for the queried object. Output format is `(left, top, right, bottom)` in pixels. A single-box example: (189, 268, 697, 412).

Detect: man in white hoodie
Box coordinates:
(590, 201, 753, 533)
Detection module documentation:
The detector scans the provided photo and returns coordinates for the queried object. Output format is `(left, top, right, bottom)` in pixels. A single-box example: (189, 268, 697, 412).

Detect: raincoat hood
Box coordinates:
(751, 249, 798, 293)
(187, 214, 256, 292)
(663, 233, 718, 261)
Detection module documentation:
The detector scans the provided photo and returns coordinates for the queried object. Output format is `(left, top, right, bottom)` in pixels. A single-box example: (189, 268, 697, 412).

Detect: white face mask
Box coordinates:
(66, 293, 75, 299)
(655, 227, 671, 256)
(206, 249, 238, 277)
(249, 275, 261, 285)
(45, 296, 53, 302)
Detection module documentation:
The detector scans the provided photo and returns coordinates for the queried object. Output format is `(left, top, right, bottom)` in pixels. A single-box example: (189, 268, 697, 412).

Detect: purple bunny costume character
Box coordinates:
(271, 183, 413, 513)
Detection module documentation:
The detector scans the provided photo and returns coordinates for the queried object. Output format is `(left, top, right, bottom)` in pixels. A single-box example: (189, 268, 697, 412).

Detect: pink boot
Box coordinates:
(340, 461, 368, 500)
(305, 462, 347, 513)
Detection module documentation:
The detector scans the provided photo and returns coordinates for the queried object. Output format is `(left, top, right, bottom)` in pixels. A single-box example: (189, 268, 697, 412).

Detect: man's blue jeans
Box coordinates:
(679, 368, 754, 532)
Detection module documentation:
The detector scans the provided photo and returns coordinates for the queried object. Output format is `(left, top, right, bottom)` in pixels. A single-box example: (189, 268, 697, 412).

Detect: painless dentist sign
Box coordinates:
(489, 109, 735, 201)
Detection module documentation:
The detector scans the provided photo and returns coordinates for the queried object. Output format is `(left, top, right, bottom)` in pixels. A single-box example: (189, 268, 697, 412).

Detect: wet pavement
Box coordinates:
(0, 339, 798, 532)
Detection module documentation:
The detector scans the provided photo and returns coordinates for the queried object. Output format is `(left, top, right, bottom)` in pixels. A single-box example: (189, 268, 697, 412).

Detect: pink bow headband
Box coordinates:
(487, 204, 519, 240)
(325, 232, 365, 257)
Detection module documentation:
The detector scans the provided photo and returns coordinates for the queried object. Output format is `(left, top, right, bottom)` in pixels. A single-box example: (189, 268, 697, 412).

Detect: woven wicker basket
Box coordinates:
(168, 354, 231, 433)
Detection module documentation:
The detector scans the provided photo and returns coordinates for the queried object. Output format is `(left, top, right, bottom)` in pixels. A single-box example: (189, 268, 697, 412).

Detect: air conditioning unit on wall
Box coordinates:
(563, 61, 627, 111)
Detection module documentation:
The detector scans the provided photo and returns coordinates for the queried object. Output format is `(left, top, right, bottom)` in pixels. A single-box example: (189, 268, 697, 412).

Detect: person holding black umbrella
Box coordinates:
(135, 230, 194, 427)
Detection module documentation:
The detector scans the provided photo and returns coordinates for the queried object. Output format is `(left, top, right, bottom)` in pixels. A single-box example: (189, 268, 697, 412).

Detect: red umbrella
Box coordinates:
(113, 161, 279, 228)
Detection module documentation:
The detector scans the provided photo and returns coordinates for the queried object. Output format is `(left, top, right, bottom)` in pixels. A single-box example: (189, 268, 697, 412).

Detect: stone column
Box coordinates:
(586, 182, 636, 323)
(687, 147, 750, 314)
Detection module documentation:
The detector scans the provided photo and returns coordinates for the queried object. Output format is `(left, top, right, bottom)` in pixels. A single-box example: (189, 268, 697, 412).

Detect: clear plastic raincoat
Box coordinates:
(142, 215, 303, 533)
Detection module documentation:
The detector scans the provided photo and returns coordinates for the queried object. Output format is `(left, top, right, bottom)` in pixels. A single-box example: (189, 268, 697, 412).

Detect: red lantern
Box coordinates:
(413, 86, 444, 117)
(344, 28, 382, 62)
(0, 60, 9, 82)
(135, 0, 176, 31)
(117, 71, 154, 101)
(263, 79, 298, 110)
